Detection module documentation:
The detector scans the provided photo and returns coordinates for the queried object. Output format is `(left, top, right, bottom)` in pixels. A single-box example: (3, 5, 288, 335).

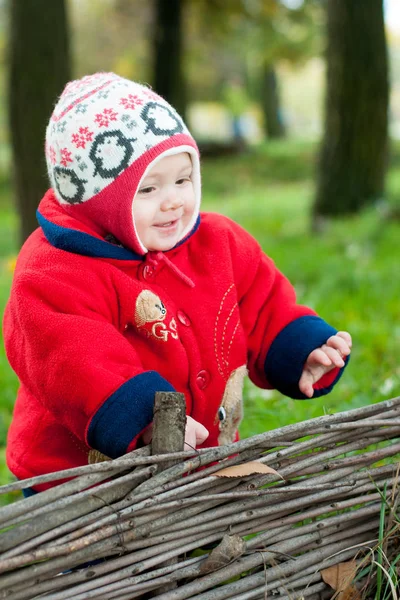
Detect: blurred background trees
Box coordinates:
(0, 0, 397, 241)
(8, 0, 71, 244)
(314, 0, 389, 222)
(153, 0, 186, 119)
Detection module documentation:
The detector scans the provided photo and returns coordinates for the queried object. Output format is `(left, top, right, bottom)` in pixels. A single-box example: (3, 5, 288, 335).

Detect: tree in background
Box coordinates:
(69, 0, 151, 82)
(257, 1, 322, 139)
(153, 0, 187, 120)
(261, 66, 286, 139)
(314, 0, 389, 220)
(8, 0, 71, 244)
(186, 0, 322, 139)
(67, 0, 321, 142)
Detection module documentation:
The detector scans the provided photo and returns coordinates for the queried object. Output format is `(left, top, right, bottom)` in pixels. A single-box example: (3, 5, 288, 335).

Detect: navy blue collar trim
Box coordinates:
(37, 211, 142, 260)
(37, 211, 201, 260)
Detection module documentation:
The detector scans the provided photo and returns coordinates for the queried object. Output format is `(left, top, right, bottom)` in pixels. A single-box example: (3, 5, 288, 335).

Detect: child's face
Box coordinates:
(133, 153, 196, 252)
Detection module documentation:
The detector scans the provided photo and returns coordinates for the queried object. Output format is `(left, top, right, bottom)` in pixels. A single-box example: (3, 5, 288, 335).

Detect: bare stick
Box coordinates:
(151, 391, 186, 596)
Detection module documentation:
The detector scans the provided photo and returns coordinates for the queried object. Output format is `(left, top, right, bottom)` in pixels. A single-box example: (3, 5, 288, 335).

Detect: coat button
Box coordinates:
(177, 310, 191, 326)
(143, 265, 155, 279)
(196, 370, 210, 390)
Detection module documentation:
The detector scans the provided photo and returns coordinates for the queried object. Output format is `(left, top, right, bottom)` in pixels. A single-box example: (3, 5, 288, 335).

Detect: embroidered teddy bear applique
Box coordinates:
(216, 364, 247, 445)
(134, 289, 178, 343)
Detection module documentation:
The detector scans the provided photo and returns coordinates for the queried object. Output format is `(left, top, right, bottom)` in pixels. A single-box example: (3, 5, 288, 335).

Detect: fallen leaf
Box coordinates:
(321, 561, 360, 600)
(199, 535, 246, 574)
(215, 461, 283, 479)
(88, 449, 111, 464)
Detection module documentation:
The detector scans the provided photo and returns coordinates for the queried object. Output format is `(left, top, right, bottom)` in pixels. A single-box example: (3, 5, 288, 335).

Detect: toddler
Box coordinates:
(4, 73, 351, 490)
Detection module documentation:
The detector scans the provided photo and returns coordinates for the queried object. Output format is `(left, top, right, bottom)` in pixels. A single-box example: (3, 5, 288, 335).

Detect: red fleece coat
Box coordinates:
(4, 191, 344, 490)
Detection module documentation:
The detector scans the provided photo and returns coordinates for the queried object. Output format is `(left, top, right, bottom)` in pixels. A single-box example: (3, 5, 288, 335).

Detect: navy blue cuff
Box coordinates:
(87, 372, 175, 458)
(264, 315, 344, 400)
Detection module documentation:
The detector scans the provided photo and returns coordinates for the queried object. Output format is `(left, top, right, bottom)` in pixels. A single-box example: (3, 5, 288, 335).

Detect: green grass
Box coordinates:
(0, 140, 399, 500)
(0, 171, 19, 502)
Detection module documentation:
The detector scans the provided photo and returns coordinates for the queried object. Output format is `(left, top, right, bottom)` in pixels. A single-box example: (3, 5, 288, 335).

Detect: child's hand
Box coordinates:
(140, 415, 209, 450)
(299, 331, 352, 398)
(184, 416, 209, 450)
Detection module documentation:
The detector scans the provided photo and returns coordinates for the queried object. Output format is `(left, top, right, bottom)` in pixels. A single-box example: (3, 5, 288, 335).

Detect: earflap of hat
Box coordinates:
(131, 145, 201, 254)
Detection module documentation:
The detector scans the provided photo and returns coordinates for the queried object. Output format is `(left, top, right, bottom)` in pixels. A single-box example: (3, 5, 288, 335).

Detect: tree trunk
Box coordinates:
(314, 0, 389, 219)
(8, 0, 71, 246)
(261, 64, 286, 139)
(153, 0, 187, 120)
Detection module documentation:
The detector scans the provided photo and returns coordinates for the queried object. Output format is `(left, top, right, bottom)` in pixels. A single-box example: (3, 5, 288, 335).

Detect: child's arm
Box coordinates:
(219, 216, 351, 399)
(237, 254, 349, 398)
(299, 332, 352, 398)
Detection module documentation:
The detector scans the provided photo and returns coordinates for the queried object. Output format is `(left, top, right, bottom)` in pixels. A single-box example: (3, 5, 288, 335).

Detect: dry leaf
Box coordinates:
(199, 535, 246, 575)
(88, 449, 111, 464)
(341, 588, 361, 600)
(215, 461, 283, 479)
(321, 561, 360, 600)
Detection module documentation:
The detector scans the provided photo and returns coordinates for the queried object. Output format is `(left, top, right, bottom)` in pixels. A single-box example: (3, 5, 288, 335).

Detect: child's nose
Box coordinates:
(161, 187, 183, 210)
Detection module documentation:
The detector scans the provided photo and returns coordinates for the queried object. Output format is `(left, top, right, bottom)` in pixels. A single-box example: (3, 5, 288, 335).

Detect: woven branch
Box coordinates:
(0, 396, 399, 599)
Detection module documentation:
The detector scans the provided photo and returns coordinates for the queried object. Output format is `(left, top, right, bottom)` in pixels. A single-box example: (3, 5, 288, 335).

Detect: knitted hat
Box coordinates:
(45, 72, 201, 255)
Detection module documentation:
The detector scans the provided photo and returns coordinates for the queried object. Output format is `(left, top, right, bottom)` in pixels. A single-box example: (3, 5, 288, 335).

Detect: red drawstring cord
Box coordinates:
(147, 252, 195, 288)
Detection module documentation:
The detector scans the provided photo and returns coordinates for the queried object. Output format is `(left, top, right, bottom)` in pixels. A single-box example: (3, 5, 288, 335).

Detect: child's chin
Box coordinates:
(148, 239, 177, 252)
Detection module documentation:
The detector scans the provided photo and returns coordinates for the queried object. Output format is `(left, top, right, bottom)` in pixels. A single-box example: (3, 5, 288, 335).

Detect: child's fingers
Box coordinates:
(318, 344, 345, 368)
(331, 331, 352, 349)
(195, 422, 209, 445)
(141, 423, 153, 445)
(301, 332, 352, 398)
(185, 417, 209, 450)
(327, 333, 352, 357)
(307, 347, 332, 367)
(337, 331, 352, 347)
(184, 431, 197, 451)
(298, 371, 314, 398)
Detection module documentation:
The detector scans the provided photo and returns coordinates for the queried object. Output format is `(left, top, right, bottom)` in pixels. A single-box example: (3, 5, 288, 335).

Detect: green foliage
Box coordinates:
(0, 176, 19, 502)
(353, 482, 400, 599)
(382, 550, 400, 600)
(185, 0, 323, 102)
(69, 0, 152, 82)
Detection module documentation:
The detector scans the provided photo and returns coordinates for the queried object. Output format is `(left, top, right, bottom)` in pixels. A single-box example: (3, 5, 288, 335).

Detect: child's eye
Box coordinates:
(139, 186, 155, 194)
(176, 177, 190, 185)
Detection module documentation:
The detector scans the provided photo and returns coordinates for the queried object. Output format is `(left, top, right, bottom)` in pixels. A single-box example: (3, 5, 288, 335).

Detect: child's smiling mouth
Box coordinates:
(153, 219, 180, 229)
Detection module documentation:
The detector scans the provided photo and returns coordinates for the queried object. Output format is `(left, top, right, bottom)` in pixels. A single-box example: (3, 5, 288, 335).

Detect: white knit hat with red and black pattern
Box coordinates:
(45, 72, 201, 255)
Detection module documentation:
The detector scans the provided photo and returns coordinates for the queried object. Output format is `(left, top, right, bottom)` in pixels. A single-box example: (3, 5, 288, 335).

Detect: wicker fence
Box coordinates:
(0, 395, 399, 599)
